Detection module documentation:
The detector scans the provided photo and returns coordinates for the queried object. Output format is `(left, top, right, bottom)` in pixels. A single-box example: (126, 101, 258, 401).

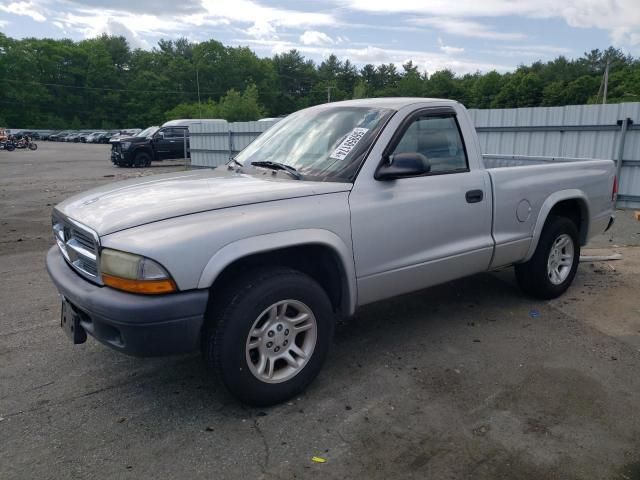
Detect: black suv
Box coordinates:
(110, 126, 190, 167)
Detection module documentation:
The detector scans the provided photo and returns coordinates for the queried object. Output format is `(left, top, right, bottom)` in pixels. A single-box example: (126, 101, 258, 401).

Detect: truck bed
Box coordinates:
(482, 154, 616, 269)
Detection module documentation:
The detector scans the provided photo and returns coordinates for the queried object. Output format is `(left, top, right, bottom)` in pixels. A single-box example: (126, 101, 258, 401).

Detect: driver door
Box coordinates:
(349, 108, 494, 305)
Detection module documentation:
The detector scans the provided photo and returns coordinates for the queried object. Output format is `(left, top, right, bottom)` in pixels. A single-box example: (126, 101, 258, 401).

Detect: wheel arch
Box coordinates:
(198, 229, 357, 316)
(523, 190, 589, 262)
(133, 146, 153, 158)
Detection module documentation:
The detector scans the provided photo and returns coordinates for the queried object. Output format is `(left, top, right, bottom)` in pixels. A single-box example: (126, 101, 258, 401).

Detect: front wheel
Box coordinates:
(515, 216, 580, 299)
(28, 142, 37, 150)
(134, 151, 151, 167)
(203, 268, 335, 406)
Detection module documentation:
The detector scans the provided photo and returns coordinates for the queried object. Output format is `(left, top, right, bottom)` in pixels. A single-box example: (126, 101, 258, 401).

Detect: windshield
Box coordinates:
(235, 105, 394, 182)
(138, 126, 159, 138)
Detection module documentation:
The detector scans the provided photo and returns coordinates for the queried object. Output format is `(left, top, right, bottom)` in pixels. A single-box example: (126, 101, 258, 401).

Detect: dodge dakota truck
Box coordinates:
(46, 98, 616, 405)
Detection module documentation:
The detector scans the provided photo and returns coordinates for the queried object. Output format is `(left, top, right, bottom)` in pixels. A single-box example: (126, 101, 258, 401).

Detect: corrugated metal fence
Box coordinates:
(468, 102, 640, 209)
(189, 103, 640, 209)
(189, 120, 279, 168)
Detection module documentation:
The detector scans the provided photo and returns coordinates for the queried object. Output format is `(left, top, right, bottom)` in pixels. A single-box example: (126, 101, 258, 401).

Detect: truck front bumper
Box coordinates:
(46, 246, 209, 357)
(110, 149, 132, 165)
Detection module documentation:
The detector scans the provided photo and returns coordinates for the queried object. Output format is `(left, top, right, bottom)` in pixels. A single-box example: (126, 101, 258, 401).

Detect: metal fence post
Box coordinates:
(228, 128, 233, 161)
(183, 128, 188, 170)
(615, 117, 632, 205)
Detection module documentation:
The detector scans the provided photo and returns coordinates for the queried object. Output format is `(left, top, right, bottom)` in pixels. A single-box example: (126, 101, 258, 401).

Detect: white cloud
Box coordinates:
(236, 38, 513, 74)
(411, 17, 525, 41)
(6, 0, 340, 51)
(342, 0, 640, 48)
(0, 1, 46, 22)
(104, 18, 150, 49)
(0, 20, 9, 28)
(245, 20, 278, 40)
(54, 9, 189, 38)
(438, 37, 464, 55)
(483, 44, 573, 58)
(200, 0, 336, 29)
(300, 30, 334, 46)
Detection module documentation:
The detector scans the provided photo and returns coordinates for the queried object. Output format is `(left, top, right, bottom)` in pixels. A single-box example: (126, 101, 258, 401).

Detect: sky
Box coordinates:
(1, 0, 640, 74)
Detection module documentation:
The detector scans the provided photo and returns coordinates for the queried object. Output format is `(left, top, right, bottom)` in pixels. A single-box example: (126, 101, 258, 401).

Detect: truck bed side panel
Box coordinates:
(486, 160, 615, 268)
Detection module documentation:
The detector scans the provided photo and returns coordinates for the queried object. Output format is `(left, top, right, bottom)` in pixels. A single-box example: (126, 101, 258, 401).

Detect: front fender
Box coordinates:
(197, 229, 358, 315)
(523, 189, 589, 262)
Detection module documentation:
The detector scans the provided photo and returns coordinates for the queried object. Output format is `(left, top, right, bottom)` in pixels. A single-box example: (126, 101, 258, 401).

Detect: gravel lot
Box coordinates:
(1, 142, 640, 479)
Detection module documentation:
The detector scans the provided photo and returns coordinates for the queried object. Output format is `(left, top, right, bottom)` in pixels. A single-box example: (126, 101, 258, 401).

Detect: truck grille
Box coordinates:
(52, 213, 101, 284)
(112, 143, 121, 154)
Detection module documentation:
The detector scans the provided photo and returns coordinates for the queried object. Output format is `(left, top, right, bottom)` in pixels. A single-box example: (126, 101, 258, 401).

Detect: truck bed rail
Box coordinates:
(482, 154, 609, 169)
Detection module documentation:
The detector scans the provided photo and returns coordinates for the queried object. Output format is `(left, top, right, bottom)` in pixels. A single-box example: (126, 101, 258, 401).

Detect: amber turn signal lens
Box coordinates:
(102, 273, 177, 295)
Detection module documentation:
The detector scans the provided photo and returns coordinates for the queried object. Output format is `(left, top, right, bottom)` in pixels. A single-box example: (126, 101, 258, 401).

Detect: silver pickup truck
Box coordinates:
(47, 98, 616, 405)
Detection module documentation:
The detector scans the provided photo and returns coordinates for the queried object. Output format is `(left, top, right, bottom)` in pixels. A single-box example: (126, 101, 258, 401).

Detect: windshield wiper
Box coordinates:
(250, 161, 302, 180)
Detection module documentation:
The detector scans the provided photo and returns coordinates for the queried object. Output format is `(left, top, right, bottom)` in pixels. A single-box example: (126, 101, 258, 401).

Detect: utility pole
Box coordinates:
(326, 86, 335, 103)
(603, 59, 610, 105)
(196, 67, 202, 119)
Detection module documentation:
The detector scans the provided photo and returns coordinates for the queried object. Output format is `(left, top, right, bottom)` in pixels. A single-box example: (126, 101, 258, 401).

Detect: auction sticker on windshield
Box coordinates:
(329, 128, 369, 160)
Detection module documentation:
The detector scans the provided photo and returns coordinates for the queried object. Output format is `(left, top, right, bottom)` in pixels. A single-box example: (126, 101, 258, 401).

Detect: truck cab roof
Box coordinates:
(161, 119, 226, 128)
(324, 97, 460, 111)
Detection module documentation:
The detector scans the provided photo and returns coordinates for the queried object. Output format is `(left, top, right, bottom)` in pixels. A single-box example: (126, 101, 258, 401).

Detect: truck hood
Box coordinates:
(110, 135, 140, 143)
(55, 168, 352, 236)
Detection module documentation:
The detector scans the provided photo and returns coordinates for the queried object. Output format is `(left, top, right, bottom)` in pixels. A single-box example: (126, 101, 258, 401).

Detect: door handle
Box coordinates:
(465, 189, 484, 203)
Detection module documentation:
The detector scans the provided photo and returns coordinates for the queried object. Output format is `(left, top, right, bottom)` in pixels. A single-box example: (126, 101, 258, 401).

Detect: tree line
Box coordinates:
(1, 32, 639, 129)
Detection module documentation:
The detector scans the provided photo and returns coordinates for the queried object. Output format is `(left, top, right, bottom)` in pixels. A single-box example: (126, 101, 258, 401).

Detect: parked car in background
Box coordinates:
(60, 130, 78, 142)
(21, 130, 39, 140)
(47, 98, 616, 405)
(97, 131, 119, 143)
(84, 131, 106, 143)
(83, 132, 98, 143)
(72, 131, 91, 143)
(110, 120, 219, 167)
(38, 130, 55, 140)
(48, 131, 68, 141)
(80, 130, 105, 143)
(56, 131, 76, 142)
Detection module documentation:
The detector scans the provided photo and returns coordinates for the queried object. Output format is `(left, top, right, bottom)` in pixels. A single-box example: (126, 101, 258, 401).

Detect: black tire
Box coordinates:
(203, 267, 335, 406)
(134, 151, 151, 167)
(28, 143, 37, 151)
(5, 144, 14, 152)
(515, 216, 580, 299)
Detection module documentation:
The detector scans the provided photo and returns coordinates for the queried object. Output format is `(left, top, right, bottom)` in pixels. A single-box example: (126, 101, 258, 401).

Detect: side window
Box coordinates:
(391, 114, 468, 174)
(164, 128, 184, 138)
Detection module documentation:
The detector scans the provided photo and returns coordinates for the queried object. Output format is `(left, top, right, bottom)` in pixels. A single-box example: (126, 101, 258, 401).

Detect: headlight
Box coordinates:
(101, 249, 176, 295)
(121, 141, 131, 149)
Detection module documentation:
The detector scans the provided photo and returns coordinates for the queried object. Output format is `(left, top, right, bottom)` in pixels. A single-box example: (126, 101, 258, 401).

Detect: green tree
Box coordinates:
(471, 71, 503, 108)
(218, 84, 265, 121)
(397, 61, 424, 96)
(3, 31, 640, 128)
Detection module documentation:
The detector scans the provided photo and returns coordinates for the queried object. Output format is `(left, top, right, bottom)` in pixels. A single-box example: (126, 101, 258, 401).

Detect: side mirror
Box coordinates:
(375, 152, 430, 180)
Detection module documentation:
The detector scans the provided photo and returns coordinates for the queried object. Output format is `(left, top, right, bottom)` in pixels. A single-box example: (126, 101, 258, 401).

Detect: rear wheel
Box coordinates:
(515, 216, 580, 299)
(203, 267, 335, 406)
